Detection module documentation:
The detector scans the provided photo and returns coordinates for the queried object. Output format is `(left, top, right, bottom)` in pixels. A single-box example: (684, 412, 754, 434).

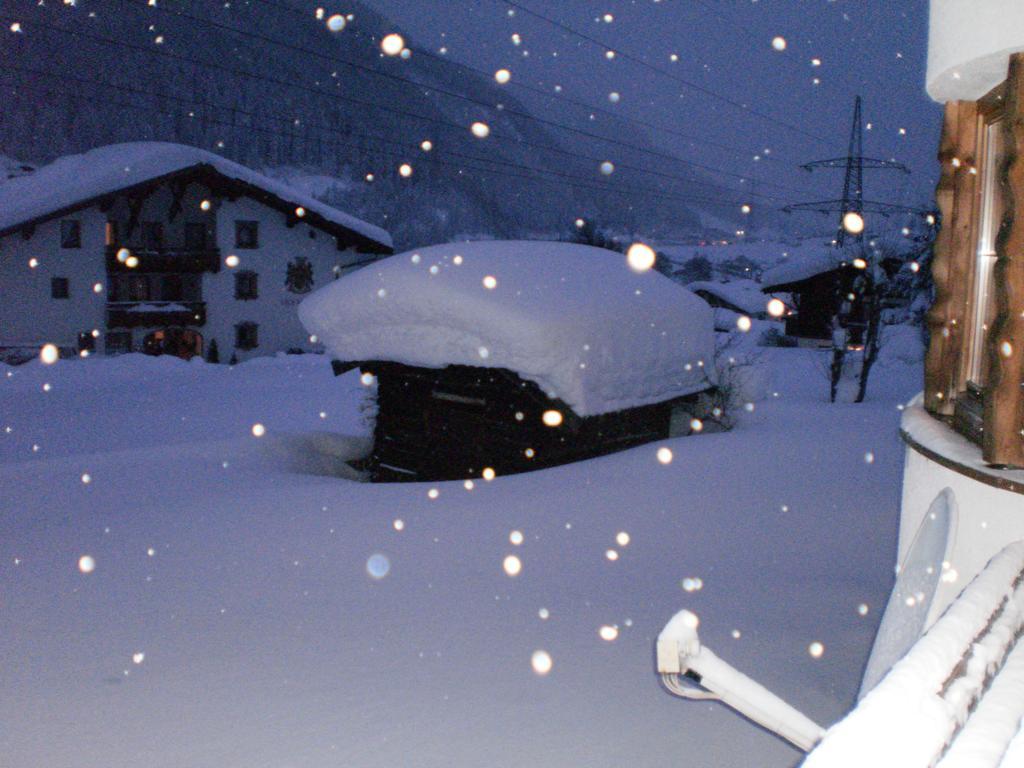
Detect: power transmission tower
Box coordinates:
(784, 96, 918, 402)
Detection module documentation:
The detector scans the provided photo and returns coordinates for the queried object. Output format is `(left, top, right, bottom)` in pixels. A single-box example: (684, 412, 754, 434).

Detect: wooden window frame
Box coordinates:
(926, 53, 1024, 468)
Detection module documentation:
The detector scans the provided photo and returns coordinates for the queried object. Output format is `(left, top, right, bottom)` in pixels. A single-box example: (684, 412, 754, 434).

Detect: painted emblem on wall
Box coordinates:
(285, 256, 315, 294)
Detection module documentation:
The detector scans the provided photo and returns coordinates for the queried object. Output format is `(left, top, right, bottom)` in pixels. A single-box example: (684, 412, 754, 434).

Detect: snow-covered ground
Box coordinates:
(0, 346, 920, 767)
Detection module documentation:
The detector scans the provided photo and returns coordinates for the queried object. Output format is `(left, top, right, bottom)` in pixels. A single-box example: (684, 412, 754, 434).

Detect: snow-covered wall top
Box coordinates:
(300, 241, 717, 417)
(0, 143, 391, 250)
(927, 0, 1024, 102)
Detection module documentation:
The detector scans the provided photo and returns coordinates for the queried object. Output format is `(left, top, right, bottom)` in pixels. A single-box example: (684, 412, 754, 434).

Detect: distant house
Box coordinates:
(686, 279, 791, 331)
(760, 249, 859, 344)
(300, 241, 718, 482)
(0, 142, 391, 362)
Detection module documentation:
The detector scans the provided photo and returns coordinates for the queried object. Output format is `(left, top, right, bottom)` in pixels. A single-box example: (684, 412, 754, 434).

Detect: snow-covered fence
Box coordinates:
(803, 539, 1024, 767)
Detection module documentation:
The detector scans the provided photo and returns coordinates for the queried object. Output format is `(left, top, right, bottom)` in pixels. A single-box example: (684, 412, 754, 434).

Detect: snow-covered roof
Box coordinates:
(0, 143, 391, 251)
(761, 248, 843, 290)
(299, 240, 716, 418)
(927, 0, 1024, 102)
(686, 280, 774, 315)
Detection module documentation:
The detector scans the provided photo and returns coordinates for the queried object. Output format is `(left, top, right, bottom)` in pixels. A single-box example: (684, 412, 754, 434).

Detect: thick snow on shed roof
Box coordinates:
(0, 142, 391, 250)
(300, 240, 717, 417)
(761, 247, 844, 290)
(687, 280, 775, 316)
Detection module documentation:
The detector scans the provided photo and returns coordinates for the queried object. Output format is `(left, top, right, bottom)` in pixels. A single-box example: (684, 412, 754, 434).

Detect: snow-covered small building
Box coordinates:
(761, 250, 853, 344)
(300, 241, 717, 481)
(0, 143, 391, 362)
(686, 279, 791, 331)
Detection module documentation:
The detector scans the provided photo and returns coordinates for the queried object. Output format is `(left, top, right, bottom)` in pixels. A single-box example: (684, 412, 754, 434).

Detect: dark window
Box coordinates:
(51, 277, 70, 299)
(235, 270, 258, 300)
(185, 222, 207, 251)
(111, 274, 149, 302)
(235, 322, 259, 350)
(142, 221, 164, 251)
(60, 220, 81, 249)
(235, 220, 259, 249)
(77, 332, 96, 353)
(104, 331, 133, 355)
(161, 274, 184, 302)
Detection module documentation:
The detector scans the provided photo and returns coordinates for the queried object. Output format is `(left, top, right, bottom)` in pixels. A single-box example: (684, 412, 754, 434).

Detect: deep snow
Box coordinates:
(0, 344, 920, 767)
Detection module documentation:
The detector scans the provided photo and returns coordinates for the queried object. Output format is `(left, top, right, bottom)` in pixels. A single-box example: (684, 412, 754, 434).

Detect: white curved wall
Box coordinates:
(927, 0, 1024, 102)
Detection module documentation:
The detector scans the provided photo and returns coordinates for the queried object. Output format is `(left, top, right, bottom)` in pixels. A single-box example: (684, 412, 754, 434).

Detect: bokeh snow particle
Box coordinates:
(503, 554, 522, 577)
(366, 553, 391, 579)
(531, 650, 553, 675)
(39, 344, 59, 365)
(381, 33, 405, 56)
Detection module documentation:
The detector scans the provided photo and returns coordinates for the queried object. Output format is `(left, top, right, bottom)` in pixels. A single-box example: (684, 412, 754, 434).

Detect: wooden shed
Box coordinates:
(304, 241, 718, 482)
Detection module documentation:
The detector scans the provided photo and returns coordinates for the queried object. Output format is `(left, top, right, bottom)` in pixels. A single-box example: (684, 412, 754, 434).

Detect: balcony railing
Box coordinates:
(106, 301, 207, 329)
(105, 246, 221, 274)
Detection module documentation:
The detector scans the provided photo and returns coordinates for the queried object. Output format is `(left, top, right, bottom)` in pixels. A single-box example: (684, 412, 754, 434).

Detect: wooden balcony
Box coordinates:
(106, 301, 207, 329)
(105, 246, 221, 274)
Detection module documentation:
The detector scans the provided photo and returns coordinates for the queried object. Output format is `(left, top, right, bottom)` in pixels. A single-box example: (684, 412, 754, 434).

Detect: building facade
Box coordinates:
(0, 143, 392, 362)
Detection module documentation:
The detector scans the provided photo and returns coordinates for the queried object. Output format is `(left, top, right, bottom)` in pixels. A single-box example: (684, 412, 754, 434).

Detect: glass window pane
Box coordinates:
(968, 119, 1005, 386)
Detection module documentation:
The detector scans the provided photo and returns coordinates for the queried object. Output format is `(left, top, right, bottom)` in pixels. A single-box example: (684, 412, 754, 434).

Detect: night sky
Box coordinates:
(360, 0, 942, 221)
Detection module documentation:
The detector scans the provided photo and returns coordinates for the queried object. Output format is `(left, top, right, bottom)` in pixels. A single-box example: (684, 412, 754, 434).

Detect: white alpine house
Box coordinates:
(0, 142, 392, 363)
